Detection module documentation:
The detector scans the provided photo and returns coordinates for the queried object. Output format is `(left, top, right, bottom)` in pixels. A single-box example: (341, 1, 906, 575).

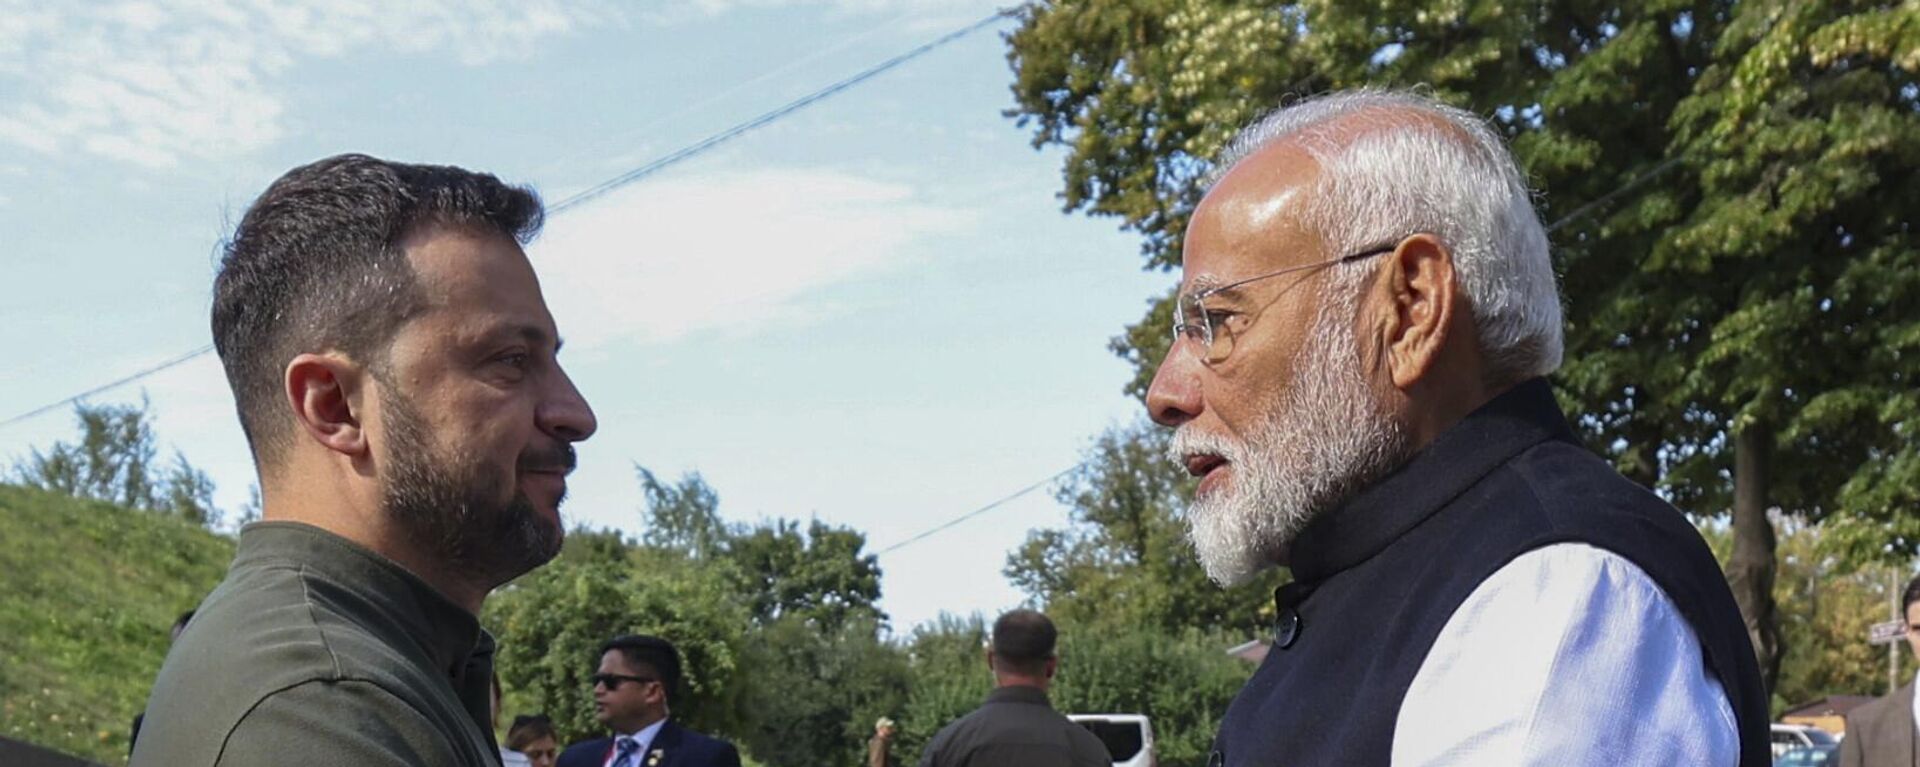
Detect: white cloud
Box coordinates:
(531, 166, 975, 348)
(0, 0, 612, 168)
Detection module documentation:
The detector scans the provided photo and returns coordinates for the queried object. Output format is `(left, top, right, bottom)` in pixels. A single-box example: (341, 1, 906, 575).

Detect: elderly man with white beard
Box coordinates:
(1147, 89, 1770, 767)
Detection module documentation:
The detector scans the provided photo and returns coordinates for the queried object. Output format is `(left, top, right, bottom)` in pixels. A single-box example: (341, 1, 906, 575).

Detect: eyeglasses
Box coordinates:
(589, 673, 658, 691)
(1172, 242, 1398, 362)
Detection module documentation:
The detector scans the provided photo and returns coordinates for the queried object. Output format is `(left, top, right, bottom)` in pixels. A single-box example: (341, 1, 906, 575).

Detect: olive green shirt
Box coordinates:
(131, 522, 500, 766)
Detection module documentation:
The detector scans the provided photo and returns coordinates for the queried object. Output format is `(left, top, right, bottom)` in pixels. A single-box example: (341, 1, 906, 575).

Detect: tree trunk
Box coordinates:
(1727, 420, 1782, 698)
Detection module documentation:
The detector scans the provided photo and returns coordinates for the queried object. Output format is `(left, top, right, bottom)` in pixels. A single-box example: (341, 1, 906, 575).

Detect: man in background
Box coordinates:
(917, 609, 1108, 767)
(558, 634, 741, 767)
(1841, 573, 1920, 765)
(133, 153, 597, 765)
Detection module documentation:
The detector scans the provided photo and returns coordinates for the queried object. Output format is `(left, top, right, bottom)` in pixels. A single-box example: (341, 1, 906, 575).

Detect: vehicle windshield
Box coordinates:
(1074, 719, 1144, 762)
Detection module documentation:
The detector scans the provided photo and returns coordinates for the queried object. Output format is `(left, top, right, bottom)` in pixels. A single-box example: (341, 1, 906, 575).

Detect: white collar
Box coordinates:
(619, 718, 669, 757)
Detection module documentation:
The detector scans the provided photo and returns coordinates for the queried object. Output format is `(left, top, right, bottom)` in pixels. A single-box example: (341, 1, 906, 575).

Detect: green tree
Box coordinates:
(1555, 0, 1920, 687)
(485, 533, 750, 744)
(894, 614, 991, 766)
(1006, 421, 1279, 635)
(1051, 628, 1251, 767)
(14, 399, 160, 509)
(733, 615, 910, 767)
(12, 399, 224, 527)
(637, 467, 728, 560)
(726, 518, 884, 631)
(625, 467, 904, 765)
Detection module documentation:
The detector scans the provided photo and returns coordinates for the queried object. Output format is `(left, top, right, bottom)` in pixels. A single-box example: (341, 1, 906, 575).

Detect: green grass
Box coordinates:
(0, 484, 234, 765)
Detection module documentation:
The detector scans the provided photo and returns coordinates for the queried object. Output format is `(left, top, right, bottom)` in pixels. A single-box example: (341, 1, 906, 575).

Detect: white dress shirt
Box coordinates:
(1908, 668, 1920, 734)
(1392, 543, 1740, 765)
(602, 718, 668, 767)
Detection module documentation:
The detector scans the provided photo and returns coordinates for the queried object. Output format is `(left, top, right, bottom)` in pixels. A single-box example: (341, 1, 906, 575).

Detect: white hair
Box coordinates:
(1209, 89, 1564, 383)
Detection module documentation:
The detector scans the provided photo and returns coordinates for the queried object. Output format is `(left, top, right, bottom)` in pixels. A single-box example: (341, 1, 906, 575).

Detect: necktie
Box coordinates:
(611, 736, 640, 767)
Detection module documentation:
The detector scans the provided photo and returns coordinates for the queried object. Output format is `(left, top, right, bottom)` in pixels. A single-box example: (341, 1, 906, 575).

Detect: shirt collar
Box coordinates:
(621, 718, 669, 754)
(985, 684, 1052, 707)
(1909, 669, 1920, 730)
(232, 521, 490, 676)
(1286, 378, 1576, 584)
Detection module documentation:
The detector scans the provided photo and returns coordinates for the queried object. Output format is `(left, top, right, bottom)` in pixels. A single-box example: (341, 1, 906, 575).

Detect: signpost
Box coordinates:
(1870, 620, 1907, 645)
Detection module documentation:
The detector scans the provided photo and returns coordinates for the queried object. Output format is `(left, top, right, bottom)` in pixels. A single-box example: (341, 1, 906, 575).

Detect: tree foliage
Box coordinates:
(11, 398, 223, 527)
(485, 534, 752, 743)
(1051, 629, 1250, 767)
(489, 470, 897, 763)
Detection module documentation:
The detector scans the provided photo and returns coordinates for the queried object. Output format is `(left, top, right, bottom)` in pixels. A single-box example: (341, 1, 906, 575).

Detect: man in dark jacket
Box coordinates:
(1841, 573, 1920, 766)
(558, 635, 741, 767)
(1146, 89, 1770, 765)
(917, 610, 1108, 767)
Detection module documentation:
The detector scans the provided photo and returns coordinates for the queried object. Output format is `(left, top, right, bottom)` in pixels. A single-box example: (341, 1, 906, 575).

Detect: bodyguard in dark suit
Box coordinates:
(557, 635, 741, 767)
(1841, 574, 1920, 767)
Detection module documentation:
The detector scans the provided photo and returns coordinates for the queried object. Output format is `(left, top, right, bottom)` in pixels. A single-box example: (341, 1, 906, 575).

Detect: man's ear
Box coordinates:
(284, 353, 368, 457)
(1370, 233, 1459, 390)
(1044, 656, 1058, 680)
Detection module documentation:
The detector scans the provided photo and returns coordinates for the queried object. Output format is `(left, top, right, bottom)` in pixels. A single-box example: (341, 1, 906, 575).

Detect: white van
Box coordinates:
(1068, 714, 1156, 767)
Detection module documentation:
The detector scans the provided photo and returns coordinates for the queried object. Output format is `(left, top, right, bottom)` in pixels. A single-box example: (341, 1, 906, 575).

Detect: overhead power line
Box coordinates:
(874, 465, 1078, 556)
(550, 8, 1012, 214)
(0, 9, 1015, 434)
(0, 344, 215, 431)
(1546, 155, 1686, 233)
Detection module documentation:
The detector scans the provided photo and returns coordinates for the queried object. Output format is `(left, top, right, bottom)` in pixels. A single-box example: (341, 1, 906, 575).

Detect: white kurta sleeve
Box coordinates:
(1391, 542, 1739, 766)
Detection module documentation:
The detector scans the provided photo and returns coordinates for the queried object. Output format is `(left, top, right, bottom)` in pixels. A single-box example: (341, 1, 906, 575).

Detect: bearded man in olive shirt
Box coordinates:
(131, 154, 597, 766)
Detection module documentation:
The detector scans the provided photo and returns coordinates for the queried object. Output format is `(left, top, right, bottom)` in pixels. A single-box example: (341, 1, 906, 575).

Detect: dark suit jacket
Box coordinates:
(558, 720, 742, 767)
(1843, 684, 1918, 767)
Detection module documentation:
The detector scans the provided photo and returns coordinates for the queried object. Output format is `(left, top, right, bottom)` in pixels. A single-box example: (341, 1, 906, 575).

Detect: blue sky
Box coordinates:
(0, 0, 1174, 632)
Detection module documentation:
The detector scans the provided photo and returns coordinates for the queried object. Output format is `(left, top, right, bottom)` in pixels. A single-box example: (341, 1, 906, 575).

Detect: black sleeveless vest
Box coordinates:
(1210, 379, 1769, 766)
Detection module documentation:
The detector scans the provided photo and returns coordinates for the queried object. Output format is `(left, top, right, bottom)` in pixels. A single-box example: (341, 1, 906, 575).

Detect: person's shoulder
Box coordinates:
(662, 723, 742, 766)
(557, 737, 611, 767)
(672, 722, 740, 752)
(214, 678, 464, 766)
(1848, 685, 1911, 724)
(134, 566, 340, 761)
(1063, 718, 1110, 764)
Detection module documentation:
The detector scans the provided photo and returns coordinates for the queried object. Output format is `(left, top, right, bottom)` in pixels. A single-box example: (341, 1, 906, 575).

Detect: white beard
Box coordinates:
(1168, 289, 1412, 586)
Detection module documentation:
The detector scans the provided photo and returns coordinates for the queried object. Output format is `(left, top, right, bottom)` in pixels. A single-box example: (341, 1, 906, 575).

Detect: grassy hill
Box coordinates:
(0, 484, 234, 765)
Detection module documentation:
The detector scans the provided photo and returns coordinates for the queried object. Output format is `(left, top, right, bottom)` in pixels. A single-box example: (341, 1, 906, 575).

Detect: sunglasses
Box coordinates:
(589, 672, 659, 691)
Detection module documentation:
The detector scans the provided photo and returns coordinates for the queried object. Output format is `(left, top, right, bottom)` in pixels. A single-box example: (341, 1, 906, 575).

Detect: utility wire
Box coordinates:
(874, 465, 1078, 556)
(549, 8, 1013, 214)
(0, 344, 215, 431)
(1546, 155, 1686, 233)
(0, 9, 1015, 434)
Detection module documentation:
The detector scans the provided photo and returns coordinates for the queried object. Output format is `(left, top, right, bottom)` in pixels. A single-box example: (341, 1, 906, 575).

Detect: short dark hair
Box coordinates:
(1903, 573, 1920, 614)
(505, 714, 556, 751)
(600, 635, 683, 703)
(211, 153, 544, 466)
(991, 609, 1057, 676)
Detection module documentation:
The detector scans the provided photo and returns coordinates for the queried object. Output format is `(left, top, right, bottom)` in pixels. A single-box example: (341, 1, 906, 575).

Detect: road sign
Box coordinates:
(1871, 620, 1907, 645)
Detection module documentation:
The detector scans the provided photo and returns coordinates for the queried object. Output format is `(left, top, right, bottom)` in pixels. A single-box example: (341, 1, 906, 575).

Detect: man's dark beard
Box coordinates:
(378, 387, 567, 588)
